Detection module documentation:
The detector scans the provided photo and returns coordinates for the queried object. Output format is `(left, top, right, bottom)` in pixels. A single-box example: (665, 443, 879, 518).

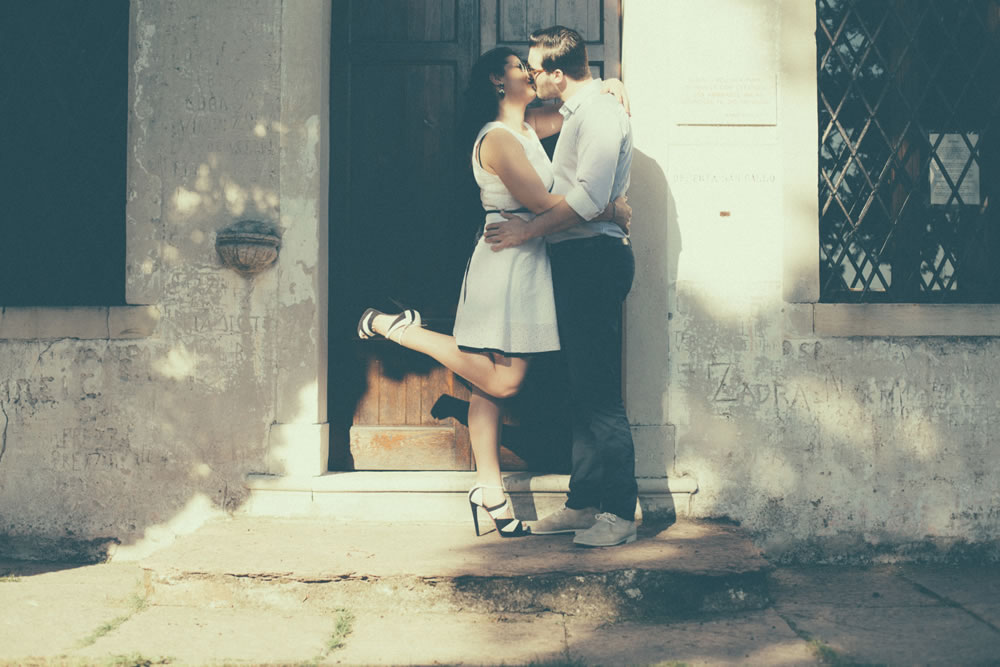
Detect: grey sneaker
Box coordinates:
(530, 505, 600, 535)
(573, 512, 637, 547)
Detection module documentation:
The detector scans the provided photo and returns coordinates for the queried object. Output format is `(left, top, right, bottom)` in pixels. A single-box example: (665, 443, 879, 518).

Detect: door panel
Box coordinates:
(351, 0, 457, 42)
(481, 0, 620, 79)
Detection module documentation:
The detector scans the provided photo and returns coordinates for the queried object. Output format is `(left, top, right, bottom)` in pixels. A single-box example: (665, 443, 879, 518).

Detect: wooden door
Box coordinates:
(329, 0, 621, 472)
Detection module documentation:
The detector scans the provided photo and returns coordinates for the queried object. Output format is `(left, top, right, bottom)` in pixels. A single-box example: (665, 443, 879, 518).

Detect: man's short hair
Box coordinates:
(528, 25, 589, 80)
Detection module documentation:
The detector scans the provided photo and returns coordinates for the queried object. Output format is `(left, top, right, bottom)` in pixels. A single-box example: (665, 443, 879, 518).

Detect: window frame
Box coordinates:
(0, 2, 156, 341)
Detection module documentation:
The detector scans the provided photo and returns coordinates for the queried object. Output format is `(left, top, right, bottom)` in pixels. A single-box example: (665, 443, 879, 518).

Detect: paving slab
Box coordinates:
(565, 609, 816, 665)
(900, 563, 1000, 628)
(0, 560, 146, 659)
(68, 605, 336, 665)
(776, 605, 1000, 665)
(141, 517, 772, 619)
(769, 564, 937, 609)
(330, 610, 569, 665)
(772, 566, 1000, 665)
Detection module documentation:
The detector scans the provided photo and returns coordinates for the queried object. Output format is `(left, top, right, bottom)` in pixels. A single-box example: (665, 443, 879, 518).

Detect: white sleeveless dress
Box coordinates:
(452, 122, 560, 354)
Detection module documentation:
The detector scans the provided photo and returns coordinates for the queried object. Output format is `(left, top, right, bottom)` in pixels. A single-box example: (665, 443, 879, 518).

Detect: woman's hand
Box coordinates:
(612, 195, 631, 235)
(601, 78, 631, 115)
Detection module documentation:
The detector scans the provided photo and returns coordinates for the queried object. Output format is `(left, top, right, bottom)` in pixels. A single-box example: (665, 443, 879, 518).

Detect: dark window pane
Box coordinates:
(0, 1, 128, 306)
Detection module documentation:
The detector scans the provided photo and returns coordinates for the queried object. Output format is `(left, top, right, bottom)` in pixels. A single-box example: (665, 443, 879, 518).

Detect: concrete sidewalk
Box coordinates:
(2, 518, 999, 665)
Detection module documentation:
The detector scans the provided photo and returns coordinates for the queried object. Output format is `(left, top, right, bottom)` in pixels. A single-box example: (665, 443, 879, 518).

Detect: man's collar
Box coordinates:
(559, 78, 603, 117)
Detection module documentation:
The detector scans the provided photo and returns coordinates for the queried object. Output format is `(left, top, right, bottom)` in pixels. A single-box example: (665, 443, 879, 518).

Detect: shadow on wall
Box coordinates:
(627, 149, 681, 483)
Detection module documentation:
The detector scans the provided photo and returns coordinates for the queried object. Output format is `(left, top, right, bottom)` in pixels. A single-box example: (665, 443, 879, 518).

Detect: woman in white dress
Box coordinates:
(358, 47, 629, 537)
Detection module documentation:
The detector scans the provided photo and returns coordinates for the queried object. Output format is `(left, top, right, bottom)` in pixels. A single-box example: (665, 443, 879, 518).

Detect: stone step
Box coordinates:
(140, 515, 771, 620)
(240, 471, 698, 522)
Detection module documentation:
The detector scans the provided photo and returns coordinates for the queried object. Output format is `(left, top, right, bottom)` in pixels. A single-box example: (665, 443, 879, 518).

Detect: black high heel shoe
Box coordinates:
(468, 485, 530, 538)
(357, 307, 422, 342)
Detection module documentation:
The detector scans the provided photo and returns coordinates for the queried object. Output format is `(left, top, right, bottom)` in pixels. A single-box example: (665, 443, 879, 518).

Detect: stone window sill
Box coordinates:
(784, 303, 1000, 337)
(0, 306, 159, 340)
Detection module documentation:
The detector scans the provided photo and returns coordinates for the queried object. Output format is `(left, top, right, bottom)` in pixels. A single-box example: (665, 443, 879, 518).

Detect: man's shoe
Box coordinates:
(530, 505, 600, 535)
(572, 512, 637, 547)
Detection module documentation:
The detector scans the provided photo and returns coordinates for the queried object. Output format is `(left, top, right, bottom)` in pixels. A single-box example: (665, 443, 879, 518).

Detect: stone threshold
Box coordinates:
(241, 471, 697, 521)
(245, 470, 697, 494)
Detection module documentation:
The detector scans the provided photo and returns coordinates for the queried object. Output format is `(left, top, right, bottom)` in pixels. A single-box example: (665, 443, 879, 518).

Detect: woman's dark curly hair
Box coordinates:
(459, 47, 517, 153)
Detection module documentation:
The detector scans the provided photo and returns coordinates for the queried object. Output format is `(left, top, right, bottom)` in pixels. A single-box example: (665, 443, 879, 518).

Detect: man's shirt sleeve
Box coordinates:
(563, 100, 627, 221)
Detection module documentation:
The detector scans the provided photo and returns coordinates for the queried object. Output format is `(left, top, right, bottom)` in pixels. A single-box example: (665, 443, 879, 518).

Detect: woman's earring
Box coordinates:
(497, 83, 505, 98)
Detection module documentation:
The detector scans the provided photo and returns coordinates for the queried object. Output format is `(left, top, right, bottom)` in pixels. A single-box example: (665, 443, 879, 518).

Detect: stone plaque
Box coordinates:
(676, 74, 777, 126)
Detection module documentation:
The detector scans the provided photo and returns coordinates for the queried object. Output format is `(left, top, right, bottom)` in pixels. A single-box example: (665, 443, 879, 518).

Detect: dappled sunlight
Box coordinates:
(191, 462, 213, 479)
(161, 243, 180, 264)
(111, 493, 226, 561)
(152, 344, 199, 380)
(164, 121, 280, 226)
(194, 161, 215, 191)
(169, 165, 279, 224)
(223, 180, 249, 216)
(267, 381, 322, 475)
(172, 186, 202, 215)
(251, 185, 279, 214)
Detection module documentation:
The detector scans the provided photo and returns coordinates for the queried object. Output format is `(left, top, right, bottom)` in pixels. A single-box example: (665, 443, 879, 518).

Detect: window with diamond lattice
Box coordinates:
(0, 1, 128, 306)
(818, 0, 1000, 303)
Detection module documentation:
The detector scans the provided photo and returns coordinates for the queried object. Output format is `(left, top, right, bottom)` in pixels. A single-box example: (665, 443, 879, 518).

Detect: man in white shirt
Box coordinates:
(484, 25, 637, 547)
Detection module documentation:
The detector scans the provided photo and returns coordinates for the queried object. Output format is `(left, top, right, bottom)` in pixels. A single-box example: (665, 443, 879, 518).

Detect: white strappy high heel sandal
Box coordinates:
(357, 307, 422, 343)
(468, 485, 530, 538)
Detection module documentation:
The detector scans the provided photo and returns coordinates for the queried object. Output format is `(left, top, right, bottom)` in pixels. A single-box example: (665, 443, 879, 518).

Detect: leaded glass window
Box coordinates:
(818, 0, 1000, 302)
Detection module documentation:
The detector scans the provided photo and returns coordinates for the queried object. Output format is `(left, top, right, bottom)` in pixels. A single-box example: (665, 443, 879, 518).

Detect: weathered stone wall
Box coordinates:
(0, 0, 328, 561)
(624, 0, 1000, 561)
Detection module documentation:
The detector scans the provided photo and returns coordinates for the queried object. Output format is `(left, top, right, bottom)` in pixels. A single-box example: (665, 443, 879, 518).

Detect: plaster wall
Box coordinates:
(624, 0, 1000, 560)
(0, 0, 330, 561)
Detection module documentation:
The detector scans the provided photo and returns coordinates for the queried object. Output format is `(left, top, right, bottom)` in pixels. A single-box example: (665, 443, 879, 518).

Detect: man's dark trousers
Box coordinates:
(548, 234, 637, 521)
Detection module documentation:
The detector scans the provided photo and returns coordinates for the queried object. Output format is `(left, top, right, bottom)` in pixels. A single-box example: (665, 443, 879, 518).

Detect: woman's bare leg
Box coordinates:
(467, 388, 511, 518)
(370, 313, 529, 398)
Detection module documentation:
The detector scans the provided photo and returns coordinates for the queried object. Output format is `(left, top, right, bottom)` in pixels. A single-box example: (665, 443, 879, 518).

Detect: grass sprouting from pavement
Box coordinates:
(78, 590, 150, 648)
(301, 608, 356, 665)
(326, 608, 356, 652)
(808, 638, 867, 666)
